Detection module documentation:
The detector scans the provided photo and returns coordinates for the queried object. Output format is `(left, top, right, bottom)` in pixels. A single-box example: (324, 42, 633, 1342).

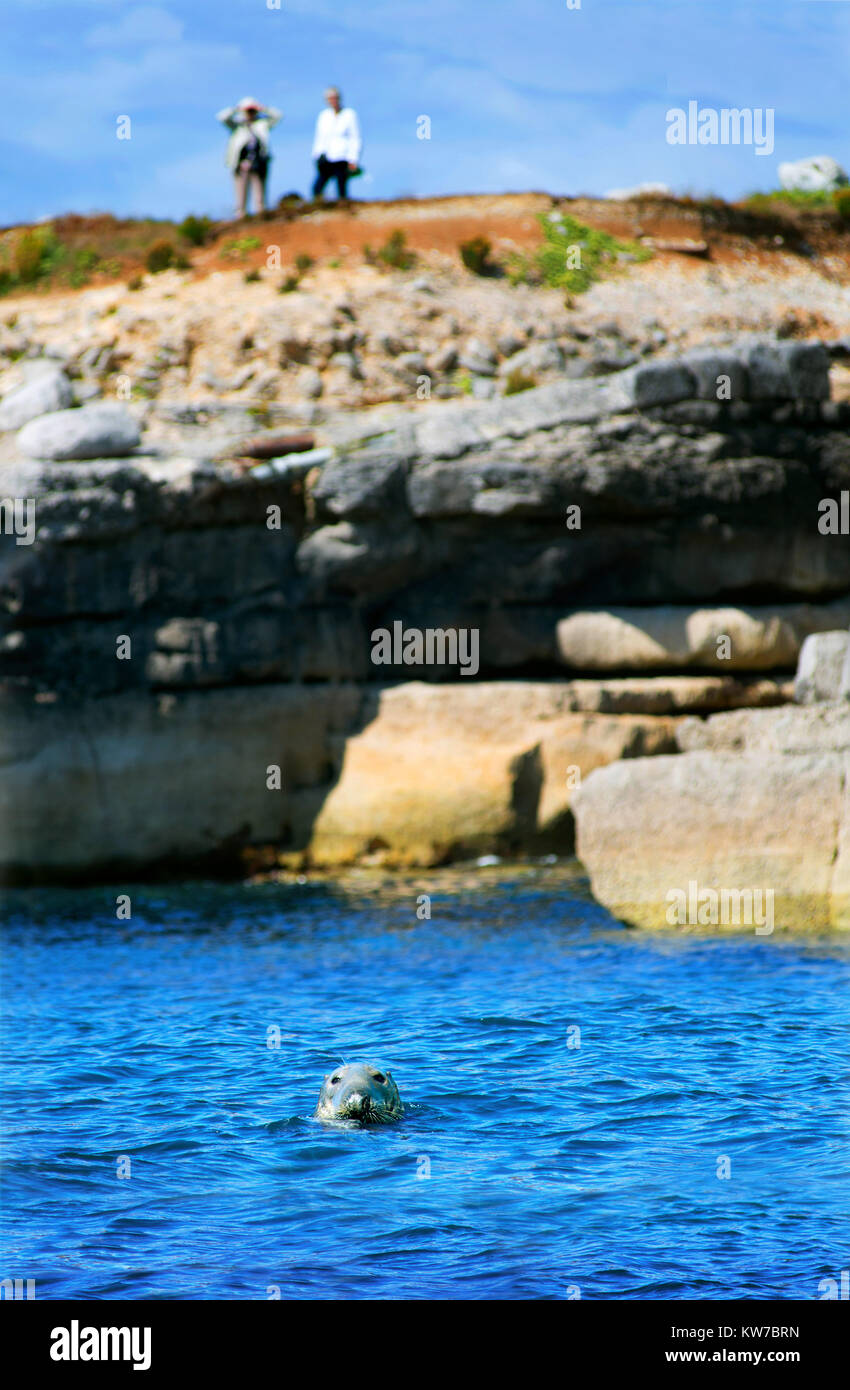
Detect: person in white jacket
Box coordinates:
(311, 88, 362, 202)
(217, 97, 282, 217)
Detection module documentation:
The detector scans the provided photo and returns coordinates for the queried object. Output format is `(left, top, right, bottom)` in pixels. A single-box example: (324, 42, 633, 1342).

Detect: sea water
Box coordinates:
(2, 867, 848, 1300)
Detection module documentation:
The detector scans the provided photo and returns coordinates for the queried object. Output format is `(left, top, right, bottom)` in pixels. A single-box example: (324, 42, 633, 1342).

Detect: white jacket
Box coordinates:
(217, 106, 281, 172)
(312, 107, 362, 165)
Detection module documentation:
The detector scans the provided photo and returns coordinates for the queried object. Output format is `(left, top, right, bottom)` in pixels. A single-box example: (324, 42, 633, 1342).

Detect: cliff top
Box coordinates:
(2, 191, 850, 436)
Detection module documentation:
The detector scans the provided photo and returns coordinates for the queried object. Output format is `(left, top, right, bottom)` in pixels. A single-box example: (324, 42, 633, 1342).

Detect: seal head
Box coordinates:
(314, 1063, 403, 1126)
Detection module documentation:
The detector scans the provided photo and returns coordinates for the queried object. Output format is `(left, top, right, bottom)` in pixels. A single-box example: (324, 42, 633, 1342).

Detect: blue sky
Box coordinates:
(1, 0, 848, 223)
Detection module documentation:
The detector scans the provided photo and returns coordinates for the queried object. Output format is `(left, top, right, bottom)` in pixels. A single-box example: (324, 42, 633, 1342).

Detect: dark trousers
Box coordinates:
(313, 156, 350, 200)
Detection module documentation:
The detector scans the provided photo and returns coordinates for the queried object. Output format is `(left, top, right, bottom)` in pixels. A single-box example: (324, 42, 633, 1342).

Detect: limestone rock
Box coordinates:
(0, 365, 73, 431)
(497, 342, 564, 376)
(308, 681, 676, 865)
(556, 603, 850, 673)
(574, 749, 844, 931)
(617, 359, 696, 407)
(0, 684, 361, 879)
(680, 350, 748, 402)
(778, 155, 848, 194)
(17, 403, 140, 460)
(459, 337, 497, 377)
(427, 343, 458, 374)
(676, 702, 850, 756)
(742, 340, 830, 401)
(296, 367, 323, 398)
(794, 630, 848, 704)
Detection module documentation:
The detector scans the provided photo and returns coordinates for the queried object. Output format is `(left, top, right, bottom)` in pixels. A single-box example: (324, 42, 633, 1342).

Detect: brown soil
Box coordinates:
(5, 192, 849, 298)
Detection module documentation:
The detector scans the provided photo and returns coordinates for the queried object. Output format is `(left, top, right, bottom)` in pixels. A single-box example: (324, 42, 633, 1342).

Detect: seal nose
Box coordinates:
(347, 1090, 371, 1115)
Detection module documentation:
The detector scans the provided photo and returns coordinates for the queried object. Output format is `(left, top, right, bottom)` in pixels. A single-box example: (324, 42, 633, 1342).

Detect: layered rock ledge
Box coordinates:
(2, 337, 849, 887)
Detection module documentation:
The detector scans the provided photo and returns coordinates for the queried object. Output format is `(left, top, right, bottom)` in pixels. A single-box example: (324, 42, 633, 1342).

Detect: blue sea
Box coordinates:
(2, 866, 848, 1301)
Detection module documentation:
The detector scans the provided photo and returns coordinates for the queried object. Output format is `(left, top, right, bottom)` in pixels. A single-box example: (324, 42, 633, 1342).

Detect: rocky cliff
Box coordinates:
(2, 332, 849, 890)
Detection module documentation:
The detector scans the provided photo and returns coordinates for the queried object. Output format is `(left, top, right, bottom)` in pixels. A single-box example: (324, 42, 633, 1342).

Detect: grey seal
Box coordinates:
(314, 1062, 403, 1126)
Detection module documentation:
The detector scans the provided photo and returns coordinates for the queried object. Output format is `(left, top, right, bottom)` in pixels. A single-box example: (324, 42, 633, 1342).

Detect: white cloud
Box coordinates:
(86, 6, 185, 48)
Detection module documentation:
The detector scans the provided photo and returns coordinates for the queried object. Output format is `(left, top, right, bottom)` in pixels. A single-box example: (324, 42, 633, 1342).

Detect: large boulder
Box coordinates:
(574, 749, 845, 931)
(0, 364, 73, 431)
(575, 703, 850, 930)
(17, 403, 140, 460)
(778, 155, 848, 194)
(794, 630, 848, 704)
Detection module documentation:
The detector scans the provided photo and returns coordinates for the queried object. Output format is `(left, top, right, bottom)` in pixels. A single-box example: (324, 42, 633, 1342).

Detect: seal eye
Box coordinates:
(372, 1072, 386, 1084)
(331, 1075, 341, 1085)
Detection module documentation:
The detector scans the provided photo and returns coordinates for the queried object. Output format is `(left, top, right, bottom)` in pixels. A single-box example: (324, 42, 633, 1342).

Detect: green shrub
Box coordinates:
(376, 229, 416, 270)
(127, 274, 144, 291)
(459, 235, 495, 275)
(278, 274, 300, 293)
(0, 268, 12, 296)
(294, 252, 314, 273)
(833, 188, 850, 222)
(505, 251, 542, 287)
(503, 368, 536, 396)
(534, 212, 651, 295)
(744, 188, 832, 211)
(178, 214, 213, 246)
(222, 235, 261, 260)
(68, 246, 100, 288)
(145, 239, 175, 273)
(14, 230, 46, 282)
(244, 267, 261, 282)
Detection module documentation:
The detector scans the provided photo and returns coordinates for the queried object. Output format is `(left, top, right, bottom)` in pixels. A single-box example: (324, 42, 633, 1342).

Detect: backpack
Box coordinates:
(241, 127, 270, 176)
